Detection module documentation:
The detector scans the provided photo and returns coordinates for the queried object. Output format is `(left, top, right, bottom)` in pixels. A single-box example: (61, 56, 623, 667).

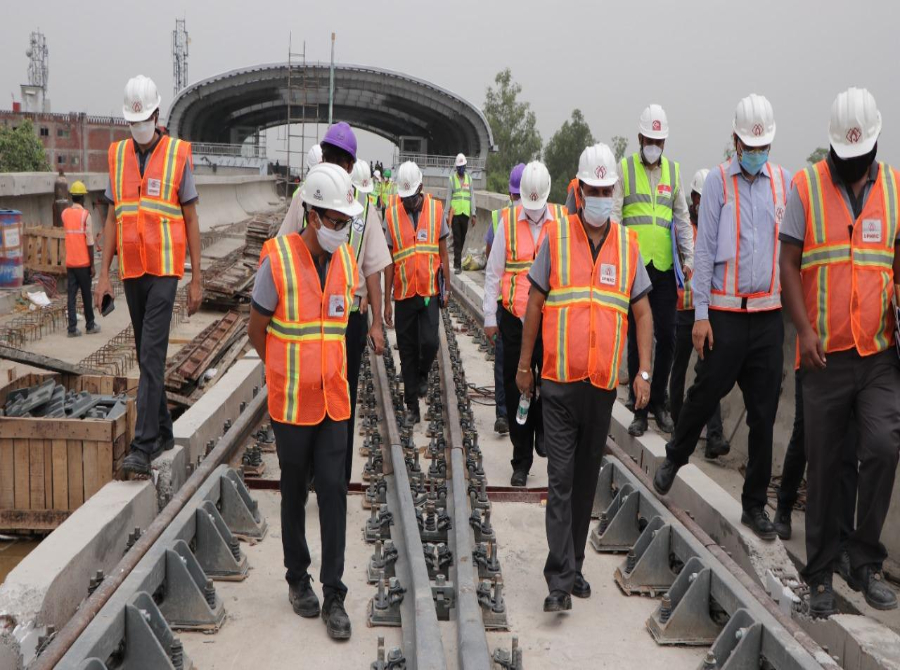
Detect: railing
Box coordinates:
(397, 153, 486, 171)
(191, 142, 267, 159)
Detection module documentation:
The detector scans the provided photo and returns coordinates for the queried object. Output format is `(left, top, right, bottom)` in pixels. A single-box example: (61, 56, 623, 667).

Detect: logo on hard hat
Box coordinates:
(132, 101, 143, 113)
(846, 127, 862, 144)
(752, 124, 764, 137)
(363, 179, 370, 187)
(404, 182, 410, 190)
(595, 166, 607, 179)
(652, 120, 661, 132)
(529, 192, 538, 201)
(313, 189, 323, 201)
(347, 191, 353, 204)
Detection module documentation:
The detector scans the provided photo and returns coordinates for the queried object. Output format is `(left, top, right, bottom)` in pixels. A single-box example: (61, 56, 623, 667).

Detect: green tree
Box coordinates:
(0, 120, 50, 172)
(544, 109, 594, 204)
(483, 69, 542, 193)
(807, 146, 828, 164)
(611, 135, 629, 162)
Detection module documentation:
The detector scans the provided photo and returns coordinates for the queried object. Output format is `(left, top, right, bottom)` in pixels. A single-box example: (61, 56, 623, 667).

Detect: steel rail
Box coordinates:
(32, 388, 269, 670)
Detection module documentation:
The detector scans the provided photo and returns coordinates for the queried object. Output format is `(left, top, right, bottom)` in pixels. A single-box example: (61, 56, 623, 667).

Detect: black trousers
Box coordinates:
(628, 263, 677, 417)
(395, 296, 440, 407)
(123, 275, 178, 454)
(273, 418, 348, 597)
(67, 267, 95, 333)
(499, 307, 543, 473)
(666, 309, 783, 511)
(344, 309, 366, 484)
(542, 379, 616, 594)
(451, 214, 470, 269)
(801, 349, 900, 580)
(669, 310, 724, 438)
(493, 328, 507, 419)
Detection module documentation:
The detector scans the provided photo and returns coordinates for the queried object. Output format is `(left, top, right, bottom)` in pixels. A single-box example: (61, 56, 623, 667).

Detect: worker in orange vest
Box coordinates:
(248, 163, 360, 640)
(62, 180, 100, 338)
(517, 143, 653, 613)
(781, 87, 900, 617)
(93, 75, 203, 478)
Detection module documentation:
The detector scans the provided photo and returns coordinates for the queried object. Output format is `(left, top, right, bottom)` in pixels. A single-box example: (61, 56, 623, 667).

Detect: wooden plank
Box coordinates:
(67, 441, 83, 509)
(100, 377, 114, 394)
(13, 443, 29, 509)
(0, 417, 114, 442)
(82, 441, 100, 500)
(51, 439, 68, 510)
(0, 345, 98, 375)
(29, 441, 45, 510)
(43, 440, 52, 509)
(0, 438, 14, 509)
(0, 509, 70, 531)
(97, 438, 113, 489)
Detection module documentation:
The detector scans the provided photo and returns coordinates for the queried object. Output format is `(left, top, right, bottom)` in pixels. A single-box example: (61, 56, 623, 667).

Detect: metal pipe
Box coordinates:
(328, 32, 335, 125)
(33, 389, 268, 670)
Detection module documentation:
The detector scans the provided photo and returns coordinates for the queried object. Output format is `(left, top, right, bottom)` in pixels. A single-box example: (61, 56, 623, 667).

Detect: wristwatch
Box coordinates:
(639, 370, 651, 382)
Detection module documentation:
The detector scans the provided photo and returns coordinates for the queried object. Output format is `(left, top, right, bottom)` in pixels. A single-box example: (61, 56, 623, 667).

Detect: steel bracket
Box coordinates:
(220, 469, 268, 541)
(615, 517, 684, 596)
(647, 557, 722, 645)
(195, 501, 248, 580)
(590, 483, 642, 552)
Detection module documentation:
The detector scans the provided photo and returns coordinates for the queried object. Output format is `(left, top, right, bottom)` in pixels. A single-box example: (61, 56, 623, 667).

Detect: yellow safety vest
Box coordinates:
(450, 172, 472, 217)
(620, 153, 680, 271)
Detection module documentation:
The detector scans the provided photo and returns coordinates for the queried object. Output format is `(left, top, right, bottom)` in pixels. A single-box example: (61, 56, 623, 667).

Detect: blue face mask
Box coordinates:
(739, 149, 768, 175)
(456, 166, 466, 176)
(582, 196, 613, 227)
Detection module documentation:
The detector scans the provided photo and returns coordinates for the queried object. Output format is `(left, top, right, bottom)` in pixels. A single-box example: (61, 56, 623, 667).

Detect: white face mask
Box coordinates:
(524, 205, 546, 223)
(642, 144, 663, 164)
(582, 196, 613, 227)
(130, 119, 156, 145)
(315, 218, 350, 253)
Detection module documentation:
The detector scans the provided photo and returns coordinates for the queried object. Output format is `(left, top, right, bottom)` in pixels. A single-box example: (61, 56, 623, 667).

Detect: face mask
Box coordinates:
(739, 148, 768, 175)
(130, 119, 156, 145)
(583, 196, 613, 227)
(456, 166, 466, 176)
(315, 218, 349, 254)
(401, 193, 423, 212)
(830, 144, 876, 183)
(524, 205, 546, 223)
(642, 144, 663, 164)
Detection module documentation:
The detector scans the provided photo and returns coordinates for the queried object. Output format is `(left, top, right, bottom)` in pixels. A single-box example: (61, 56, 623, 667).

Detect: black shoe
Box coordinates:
(628, 415, 648, 437)
(405, 405, 421, 426)
(510, 470, 527, 487)
(624, 397, 635, 413)
(321, 594, 352, 639)
(67, 329, 82, 338)
(121, 448, 152, 478)
(651, 406, 674, 433)
(543, 590, 572, 612)
(834, 549, 851, 584)
(494, 416, 509, 435)
(572, 573, 591, 599)
(158, 436, 175, 453)
(741, 508, 777, 541)
(808, 574, 836, 618)
(454, 267, 462, 275)
(289, 578, 320, 618)
(773, 507, 792, 541)
(653, 458, 679, 495)
(704, 435, 731, 461)
(86, 323, 101, 334)
(848, 564, 898, 611)
(417, 377, 428, 398)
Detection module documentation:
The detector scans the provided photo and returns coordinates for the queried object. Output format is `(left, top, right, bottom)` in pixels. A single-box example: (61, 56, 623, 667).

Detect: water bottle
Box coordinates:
(515, 394, 531, 425)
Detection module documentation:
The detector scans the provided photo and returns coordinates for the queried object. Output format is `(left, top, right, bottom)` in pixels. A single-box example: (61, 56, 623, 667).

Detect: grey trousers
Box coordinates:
(542, 379, 616, 594)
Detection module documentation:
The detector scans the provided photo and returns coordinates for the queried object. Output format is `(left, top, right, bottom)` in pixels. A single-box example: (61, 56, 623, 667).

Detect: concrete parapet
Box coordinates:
(152, 444, 189, 511)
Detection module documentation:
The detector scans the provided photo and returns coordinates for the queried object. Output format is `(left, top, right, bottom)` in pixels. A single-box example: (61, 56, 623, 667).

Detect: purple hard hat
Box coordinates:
(322, 122, 357, 160)
(509, 163, 526, 194)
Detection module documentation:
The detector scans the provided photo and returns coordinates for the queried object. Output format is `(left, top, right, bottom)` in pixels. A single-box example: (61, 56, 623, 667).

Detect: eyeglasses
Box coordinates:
(321, 212, 352, 231)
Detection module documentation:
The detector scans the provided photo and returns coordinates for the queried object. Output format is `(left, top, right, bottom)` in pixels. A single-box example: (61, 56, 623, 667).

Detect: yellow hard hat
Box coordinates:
(69, 180, 88, 196)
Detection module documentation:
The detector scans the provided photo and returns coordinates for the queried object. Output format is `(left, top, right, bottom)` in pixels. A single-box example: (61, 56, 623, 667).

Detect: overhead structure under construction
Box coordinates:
(172, 19, 190, 97)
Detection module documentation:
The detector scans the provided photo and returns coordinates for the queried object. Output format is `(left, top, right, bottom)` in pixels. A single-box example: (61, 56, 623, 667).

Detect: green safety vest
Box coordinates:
(450, 172, 472, 217)
(620, 153, 680, 271)
(380, 180, 395, 208)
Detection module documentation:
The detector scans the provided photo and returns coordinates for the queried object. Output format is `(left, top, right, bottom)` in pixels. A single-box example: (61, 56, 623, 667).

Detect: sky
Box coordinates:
(1, 0, 897, 182)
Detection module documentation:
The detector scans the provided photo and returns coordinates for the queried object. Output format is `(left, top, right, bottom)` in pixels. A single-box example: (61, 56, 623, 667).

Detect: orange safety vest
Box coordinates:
(542, 215, 640, 390)
(107, 136, 192, 280)
(793, 160, 899, 363)
(709, 160, 787, 312)
(676, 225, 698, 311)
(567, 177, 583, 214)
(261, 233, 358, 425)
(385, 194, 443, 300)
(62, 206, 91, 268)
(500, 203, 567, 318)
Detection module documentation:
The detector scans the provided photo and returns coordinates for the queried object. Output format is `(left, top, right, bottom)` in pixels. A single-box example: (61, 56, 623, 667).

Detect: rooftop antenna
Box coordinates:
(173, 18, 189, 96)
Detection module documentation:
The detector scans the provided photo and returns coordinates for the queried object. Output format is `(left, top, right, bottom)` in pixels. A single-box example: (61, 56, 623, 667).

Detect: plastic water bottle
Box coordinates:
(515, 394, 531, 425)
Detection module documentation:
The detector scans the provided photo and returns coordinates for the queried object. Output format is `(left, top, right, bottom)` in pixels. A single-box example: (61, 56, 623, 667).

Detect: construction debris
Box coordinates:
(2, 379, 128, 420)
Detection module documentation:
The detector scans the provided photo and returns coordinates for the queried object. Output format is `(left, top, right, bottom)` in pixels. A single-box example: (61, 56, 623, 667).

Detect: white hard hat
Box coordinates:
(307, 144, 323, 168)
(829, 87, 882, 159)
(396, 161, 423, 198)
(299, 163, 364, 217)
(455, 153, 467, 167)
(351, 160, 374, 194)
(733, 94, 776, 147)
(519, 161, 552, 210)
(374, 169, 382, 179)
(639, 104, 669, 140)
(122, 75, 161, 122)
(690, 169, 710, 195)
(577, 143, 618, 188)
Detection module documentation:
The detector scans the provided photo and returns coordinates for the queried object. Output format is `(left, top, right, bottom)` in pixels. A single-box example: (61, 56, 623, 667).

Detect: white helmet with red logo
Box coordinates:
(396, 161, 423, 198)
(122, 75, 161, 122)
(519, 161, 551, 210)
(639, 104, 669, 140)
(829, 87, 881, 159)
(577, 144, 618, 188)
(351, 160, 374, 194)
(733, 94, 776, 147)
(299, 163, 363, 217)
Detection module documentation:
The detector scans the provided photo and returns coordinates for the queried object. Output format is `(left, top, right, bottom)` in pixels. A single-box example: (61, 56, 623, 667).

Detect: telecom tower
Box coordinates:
(22, 30, 49, 113)
(173, 19, 189, 96)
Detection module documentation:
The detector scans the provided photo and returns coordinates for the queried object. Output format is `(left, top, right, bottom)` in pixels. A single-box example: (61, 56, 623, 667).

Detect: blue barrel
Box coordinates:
(0, 210, 23, 288)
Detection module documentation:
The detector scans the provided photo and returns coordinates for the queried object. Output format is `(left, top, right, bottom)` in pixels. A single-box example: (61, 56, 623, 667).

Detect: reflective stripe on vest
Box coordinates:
(620, 153, 679, 271)
(450, 172, 472, 217)
(62, 207, 91, 268)
(261, 234, 358, 425)
(501, 204, 565, 318)
(542, 216, 638, 390)
(709, 160, 786, 312)
(795, 161, 898, 359)
(386, 194, 442, 300)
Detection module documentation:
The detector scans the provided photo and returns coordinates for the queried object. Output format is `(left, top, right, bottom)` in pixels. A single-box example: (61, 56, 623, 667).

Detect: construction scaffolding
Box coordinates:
(281, 34, 327, 192)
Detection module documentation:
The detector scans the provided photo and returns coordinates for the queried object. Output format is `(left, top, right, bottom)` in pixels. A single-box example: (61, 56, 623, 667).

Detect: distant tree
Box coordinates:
(611, 135, 629, 162)
(807, 147, 828, 164)
(0, 120, 50, 172)
(544, 110, 594, 204)
(483, 69, 542, 193)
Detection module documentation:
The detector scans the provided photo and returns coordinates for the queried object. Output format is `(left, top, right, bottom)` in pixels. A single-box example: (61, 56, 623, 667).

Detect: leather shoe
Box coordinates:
(289, 577, 320, 618)
(651, 406, 674, 433)
(704, 435, 731, 460)
(741, 508, 777, 541)
(543, 590, 572, 612)
(494, 416, 509, 435)
(773, 507, 792, 540)
(121, 448, 152, 478)
(848, 564, 898, 610)
(653, 458, 679, 496)
(572, 573, 591, 599)
(510, 470, 527, 487)
(628, 415, 648, 437)
(834, 549, 851, 584)
(808, 575, 836, 618)
(405, 405, 421, 426)
(321, 593, 352, 639)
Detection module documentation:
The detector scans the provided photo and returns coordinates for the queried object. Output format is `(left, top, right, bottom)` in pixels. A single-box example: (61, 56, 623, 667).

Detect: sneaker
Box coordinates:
(67, 329, 82, 338)
(848, 564, 898, 611)
(773, 507, 792, 541)
(543, 590, 572, 612)
(289, 577, 320, 618)
(650, 406, 674, 433)
(494, 416, 509, 435)
(740, 508, 777, 542)
(121, 448, 152, 478)
(704, 435, 731, 461)
(628, 415, 648, 437)
(572, 572, 591, 599)
(86, 323, 102, 334)
(834, 549, 851, 584)
(510, 470, 527, 487)
(808, 574, 836, 618)
(321, 594, 352, 639)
